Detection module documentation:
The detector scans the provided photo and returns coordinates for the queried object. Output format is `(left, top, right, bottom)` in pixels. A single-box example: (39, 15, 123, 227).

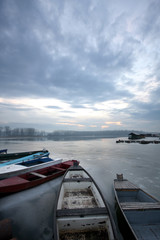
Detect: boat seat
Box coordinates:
(56, 207, 108, 217)
(51, 167, 65, 171)
(121, 202, 160, 210)
(63, 178, 92, 182)
(30, 172, 46, 178)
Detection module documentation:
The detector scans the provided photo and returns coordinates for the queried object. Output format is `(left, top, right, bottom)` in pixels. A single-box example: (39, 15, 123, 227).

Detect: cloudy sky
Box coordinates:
(0, 0, 160, 132)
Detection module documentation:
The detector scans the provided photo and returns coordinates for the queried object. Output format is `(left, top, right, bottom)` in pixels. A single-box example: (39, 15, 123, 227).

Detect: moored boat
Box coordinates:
(54, 164, 118, 240)
(0, 149, 49, 161)
(0, 160, 79, 196)
(0, 151, 49, 167)
(0, 157, 62, 179)
(114, 174, 160, 240)
(0, 149, 7, 154)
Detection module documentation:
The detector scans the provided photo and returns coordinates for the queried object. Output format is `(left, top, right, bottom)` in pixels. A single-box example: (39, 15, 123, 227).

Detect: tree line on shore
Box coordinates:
(0, 126, 146, 138)
(0, 126, 46, 137)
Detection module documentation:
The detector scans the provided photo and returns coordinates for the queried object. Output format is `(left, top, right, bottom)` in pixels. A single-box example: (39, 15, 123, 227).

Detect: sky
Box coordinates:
(0, 0, 160, 132)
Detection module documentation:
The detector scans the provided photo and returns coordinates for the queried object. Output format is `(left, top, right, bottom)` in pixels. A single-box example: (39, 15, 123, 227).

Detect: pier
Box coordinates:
(116, 139, 160, 144)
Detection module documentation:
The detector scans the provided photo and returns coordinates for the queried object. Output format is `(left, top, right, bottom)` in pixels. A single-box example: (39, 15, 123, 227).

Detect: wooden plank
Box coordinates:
(114, 180, 138, 190)
(121, 202, 160, 210)
(57, 207, 108, 217)
(30, 172, 46, 178)
(51, 167, 65, 171)
(64, 178, 92, 182)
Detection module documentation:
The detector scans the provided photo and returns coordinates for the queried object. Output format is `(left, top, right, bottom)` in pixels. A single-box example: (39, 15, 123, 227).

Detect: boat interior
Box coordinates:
(56, 168, 114, 240)
(57, 170, 105, 210)
(22, 165, 66, 181)
(57, 215, 112, 240)
(117, 189, 157, 203)
(125, 209, 160, 240)
(117, 188, 160, 240)
(17, 157, 53, 167)
(65, 169, 89, 179)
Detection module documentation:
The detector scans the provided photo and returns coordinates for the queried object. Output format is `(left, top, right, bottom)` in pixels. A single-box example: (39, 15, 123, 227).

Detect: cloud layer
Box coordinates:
(0, 0, 160, 131)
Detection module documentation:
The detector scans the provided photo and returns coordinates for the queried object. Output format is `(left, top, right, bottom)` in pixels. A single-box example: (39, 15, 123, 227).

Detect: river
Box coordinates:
(0, 137, 160, 240)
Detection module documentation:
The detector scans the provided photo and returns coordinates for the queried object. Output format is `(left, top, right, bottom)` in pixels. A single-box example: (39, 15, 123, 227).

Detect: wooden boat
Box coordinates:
(0, 151, 49, 166)
(0, 149, 7, 154)
(0, 160, 79, 196)
(0, 149, 49, 161)
(0, 151, 49, 167)
(114, 174, 160, 240)
(0, 157, 62, 179)
(54, 164, 118, 240)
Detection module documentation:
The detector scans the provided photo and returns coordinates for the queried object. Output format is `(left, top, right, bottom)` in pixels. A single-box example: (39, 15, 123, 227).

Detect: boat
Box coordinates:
(53, 164, 118, 240)
(0, 157, 62, 179)
(0, 151, 49, 167)
(114, 174, 160, 240)
(0, 149, 7, 154)
(0, 149, 49, 161)
(0, 160, 79, 196)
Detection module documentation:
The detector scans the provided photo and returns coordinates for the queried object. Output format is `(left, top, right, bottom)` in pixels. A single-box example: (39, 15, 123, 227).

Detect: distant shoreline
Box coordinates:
(0, 135, 125, 141)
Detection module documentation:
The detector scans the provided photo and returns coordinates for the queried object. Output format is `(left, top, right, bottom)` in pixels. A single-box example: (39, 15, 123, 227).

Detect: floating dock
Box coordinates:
(116, 139, 160, 144)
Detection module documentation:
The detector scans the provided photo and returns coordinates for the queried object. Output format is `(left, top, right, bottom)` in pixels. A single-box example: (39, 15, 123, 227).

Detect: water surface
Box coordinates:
(0, 138, 160, 240)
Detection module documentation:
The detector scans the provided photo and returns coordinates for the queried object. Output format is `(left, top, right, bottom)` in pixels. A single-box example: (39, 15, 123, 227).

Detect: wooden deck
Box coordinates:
(114, 179, 138, 190)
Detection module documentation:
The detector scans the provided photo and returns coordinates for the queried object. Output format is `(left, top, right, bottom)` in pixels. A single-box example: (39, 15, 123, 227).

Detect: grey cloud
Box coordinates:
(140, 0, 160, 40)
(0, 102, 36, 112)
(71, 104, 87, 109)
(46, 106, 62, 109)
(0, 0, 135, 104)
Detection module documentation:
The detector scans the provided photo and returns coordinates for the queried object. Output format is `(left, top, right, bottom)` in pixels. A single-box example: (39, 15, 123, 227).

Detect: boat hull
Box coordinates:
(54, 165, 118, 240)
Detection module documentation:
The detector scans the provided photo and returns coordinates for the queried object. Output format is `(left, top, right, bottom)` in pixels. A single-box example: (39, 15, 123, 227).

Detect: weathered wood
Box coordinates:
(63, 178, 92, 182)
(57, 207, 108, 217)
(121, 202, 160, 210)
(30, 171, 47, 178)
(114, 180, 138, 190)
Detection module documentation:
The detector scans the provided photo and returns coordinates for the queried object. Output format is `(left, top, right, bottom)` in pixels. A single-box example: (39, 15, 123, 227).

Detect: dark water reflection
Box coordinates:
(0, 138, 160, 240)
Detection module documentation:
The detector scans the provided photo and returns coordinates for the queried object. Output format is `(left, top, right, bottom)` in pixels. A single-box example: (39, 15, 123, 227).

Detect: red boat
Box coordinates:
(0, 160, 79, 196)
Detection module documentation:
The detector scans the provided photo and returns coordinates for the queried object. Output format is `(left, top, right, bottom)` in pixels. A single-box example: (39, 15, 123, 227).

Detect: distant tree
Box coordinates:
(4, 126, 11, 136)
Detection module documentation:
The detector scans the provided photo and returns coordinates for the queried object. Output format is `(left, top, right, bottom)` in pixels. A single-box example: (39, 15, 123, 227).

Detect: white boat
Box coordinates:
(54, 164, 118, 240)
(0, 157, 62, 179)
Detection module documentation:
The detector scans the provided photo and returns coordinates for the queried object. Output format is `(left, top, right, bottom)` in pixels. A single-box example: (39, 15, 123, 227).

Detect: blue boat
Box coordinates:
(0, 151, 49, 167)
(114, 174, 160, 240)
(0, 149, 49, 161)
